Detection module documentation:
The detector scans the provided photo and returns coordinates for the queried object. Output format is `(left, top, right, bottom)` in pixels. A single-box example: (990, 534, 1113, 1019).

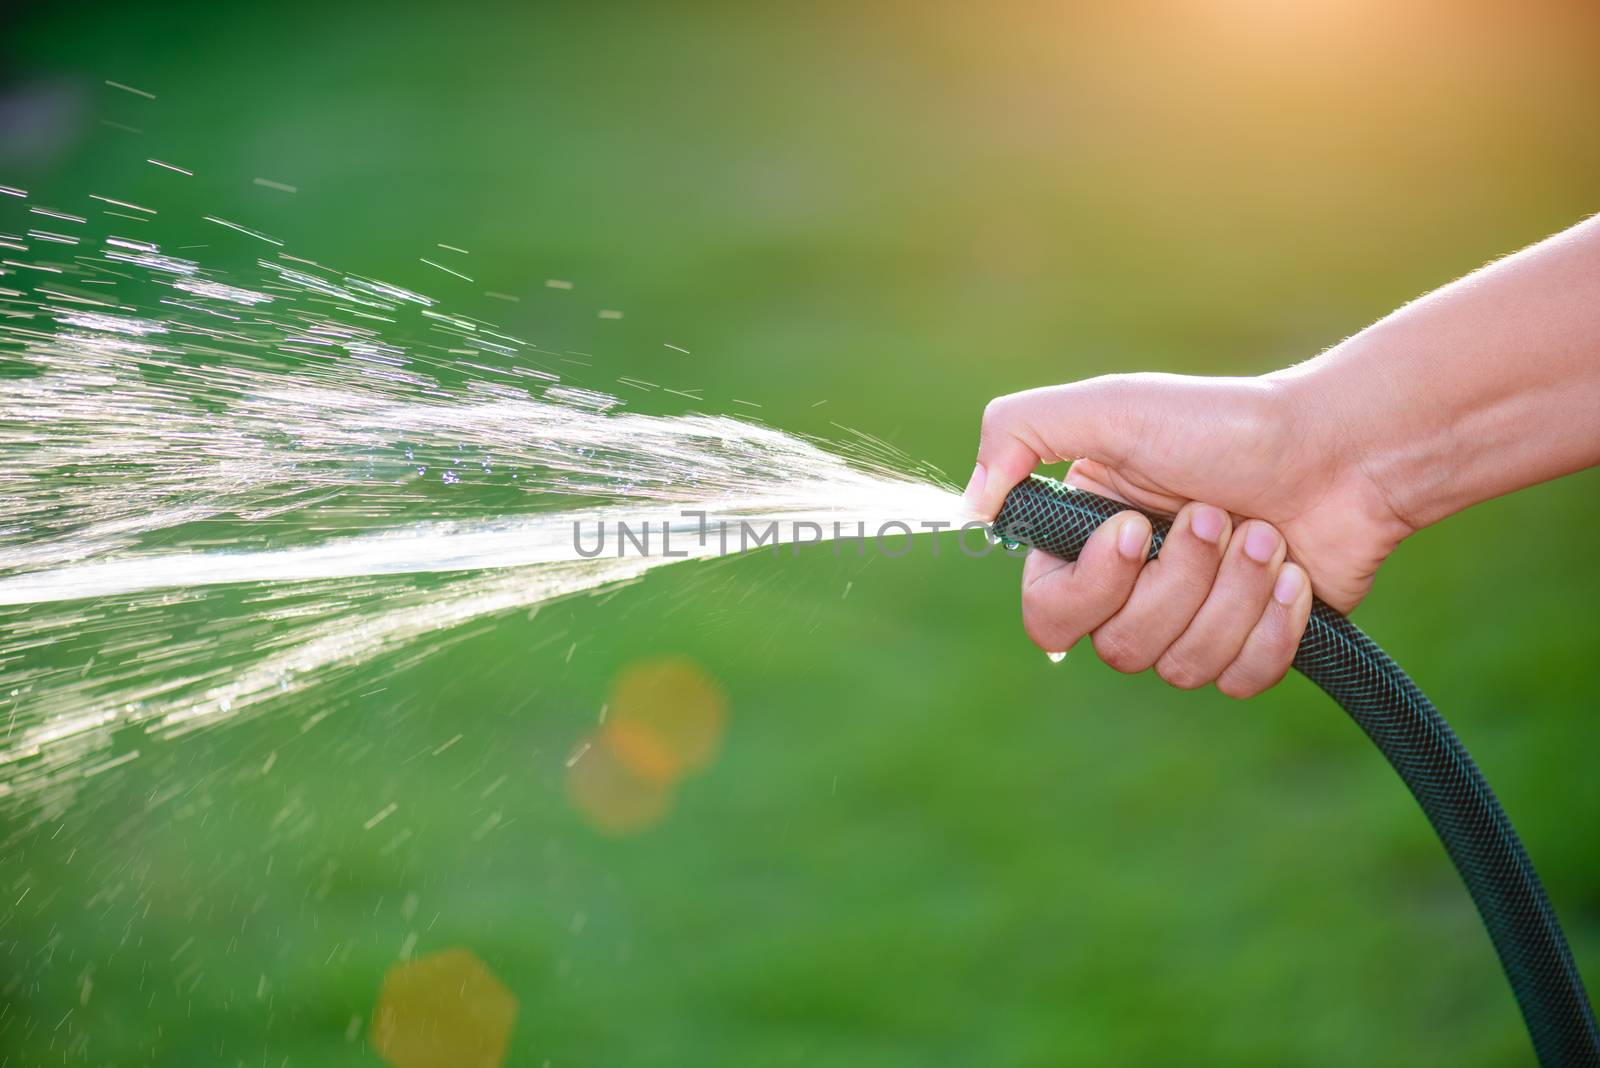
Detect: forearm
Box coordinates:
(1277, 214, 1600, 531)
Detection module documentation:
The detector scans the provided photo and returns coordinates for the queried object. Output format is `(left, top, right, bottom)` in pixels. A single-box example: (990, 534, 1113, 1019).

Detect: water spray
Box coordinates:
(994, 473, 1599, 1067)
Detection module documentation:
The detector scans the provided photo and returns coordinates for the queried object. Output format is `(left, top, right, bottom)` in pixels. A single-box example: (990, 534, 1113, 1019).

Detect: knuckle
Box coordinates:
(1169, 552, 1224, 601)
(1262, 618, 1298, 657)
(1093, 372, 1144, 413)
(1252, 604, 1300, 656)
(980, 394, 1018, 436)
(1155, 649, 1211, 690)
(1215, 671, 1263, 700)
(1022, 611, 1070, 653)
(1092, 625, 1153, 674)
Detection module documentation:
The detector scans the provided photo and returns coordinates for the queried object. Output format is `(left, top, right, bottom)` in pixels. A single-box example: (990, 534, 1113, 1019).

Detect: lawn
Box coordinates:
(2, 3, 1598, 1064)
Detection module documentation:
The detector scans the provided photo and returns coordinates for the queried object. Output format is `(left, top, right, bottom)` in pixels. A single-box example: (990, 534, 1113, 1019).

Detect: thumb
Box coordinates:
(963, 378, 1136, 520)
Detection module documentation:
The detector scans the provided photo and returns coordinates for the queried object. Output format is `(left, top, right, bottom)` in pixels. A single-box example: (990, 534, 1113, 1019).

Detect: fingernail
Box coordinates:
(1046, 650, 1068, 664)
(1243, 522, 1279, 564)
(1274, 563, 1304, 605)
(1117, 515, 1148, 560)
(962, 463, 987, 515)
(1190, 505, 1224, 545)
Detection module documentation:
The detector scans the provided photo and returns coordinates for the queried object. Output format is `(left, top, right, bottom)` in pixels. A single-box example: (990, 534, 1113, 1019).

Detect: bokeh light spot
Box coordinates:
(565, 728, 674, 835)
(371, 948, 516, 1068)
(604, 656, 727, 783)
(564, 656, 728, 834)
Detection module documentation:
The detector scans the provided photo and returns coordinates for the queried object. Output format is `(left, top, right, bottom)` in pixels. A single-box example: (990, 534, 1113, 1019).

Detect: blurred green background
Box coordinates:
(3, 1, 1599, 1064)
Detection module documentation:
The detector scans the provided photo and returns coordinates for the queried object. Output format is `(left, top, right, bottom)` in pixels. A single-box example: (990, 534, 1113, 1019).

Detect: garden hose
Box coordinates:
(993, 474, 1599, 1067)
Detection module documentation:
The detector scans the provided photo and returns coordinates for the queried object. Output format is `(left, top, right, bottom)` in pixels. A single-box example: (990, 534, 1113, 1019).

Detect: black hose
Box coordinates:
(993, 474, 1598, 1067)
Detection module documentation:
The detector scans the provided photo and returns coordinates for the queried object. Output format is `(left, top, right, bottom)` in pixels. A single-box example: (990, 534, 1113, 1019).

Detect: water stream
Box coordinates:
(0, 183, 969, 814)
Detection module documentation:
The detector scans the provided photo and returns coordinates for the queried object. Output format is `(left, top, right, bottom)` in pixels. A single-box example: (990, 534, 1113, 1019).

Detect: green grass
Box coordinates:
(2, 2, 1599, 1064)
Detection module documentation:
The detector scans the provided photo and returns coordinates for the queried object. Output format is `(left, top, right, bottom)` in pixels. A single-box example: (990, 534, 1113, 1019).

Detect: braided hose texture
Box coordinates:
(994, 474, 1598, 1066)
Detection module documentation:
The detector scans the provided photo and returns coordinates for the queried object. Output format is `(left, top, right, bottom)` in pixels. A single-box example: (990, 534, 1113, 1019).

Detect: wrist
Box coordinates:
(1266, 343, 1431, 540)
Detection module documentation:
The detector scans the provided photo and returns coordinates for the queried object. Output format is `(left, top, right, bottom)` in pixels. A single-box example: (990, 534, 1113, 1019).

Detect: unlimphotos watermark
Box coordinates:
(572, 510, 1030, 560)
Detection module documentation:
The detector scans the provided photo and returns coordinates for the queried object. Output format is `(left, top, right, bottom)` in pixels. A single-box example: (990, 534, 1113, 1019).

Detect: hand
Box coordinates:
(966, 372, 1414, 696)
(969, 215, 1600, 694)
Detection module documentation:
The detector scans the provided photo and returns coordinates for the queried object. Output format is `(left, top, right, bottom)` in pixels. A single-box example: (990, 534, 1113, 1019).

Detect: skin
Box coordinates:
(965, 213, 1600, 697)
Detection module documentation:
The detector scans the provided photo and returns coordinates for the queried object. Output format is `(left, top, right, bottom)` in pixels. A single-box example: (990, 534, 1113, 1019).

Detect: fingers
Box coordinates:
(1020, 511, 1151, 655)
(1155, 520, 1287, 689)
(964, 381, 1133, 521)
(1090, 502, 1231, 673)
(1012, 495, 1312, 699)
(1216, 563, 1313, 698)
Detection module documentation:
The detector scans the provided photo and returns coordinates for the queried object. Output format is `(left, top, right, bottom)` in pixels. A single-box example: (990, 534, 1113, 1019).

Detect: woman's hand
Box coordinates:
(968, 215, 1600, 696)
(965, 372, 1413, 696)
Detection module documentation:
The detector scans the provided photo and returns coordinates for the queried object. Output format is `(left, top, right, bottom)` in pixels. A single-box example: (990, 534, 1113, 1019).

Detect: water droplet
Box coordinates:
(1046, 650, 1067, 664)
(442, 470, 460, 485)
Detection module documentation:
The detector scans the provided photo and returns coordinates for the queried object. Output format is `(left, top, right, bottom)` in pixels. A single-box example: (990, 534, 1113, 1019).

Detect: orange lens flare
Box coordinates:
(371, 948, 516, 1068)
(565, 656, 728, 834)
